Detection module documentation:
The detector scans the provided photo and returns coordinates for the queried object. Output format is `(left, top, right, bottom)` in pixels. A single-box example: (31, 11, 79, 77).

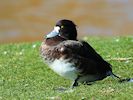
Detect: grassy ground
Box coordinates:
(0, 36, 133, 100)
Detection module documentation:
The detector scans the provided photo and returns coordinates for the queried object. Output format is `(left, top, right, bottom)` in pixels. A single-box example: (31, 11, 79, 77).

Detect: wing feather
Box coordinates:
(56, 40, 112, 74)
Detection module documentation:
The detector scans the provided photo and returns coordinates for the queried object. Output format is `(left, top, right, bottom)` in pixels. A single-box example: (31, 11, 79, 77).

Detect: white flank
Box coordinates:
(49, 58, 77, 81)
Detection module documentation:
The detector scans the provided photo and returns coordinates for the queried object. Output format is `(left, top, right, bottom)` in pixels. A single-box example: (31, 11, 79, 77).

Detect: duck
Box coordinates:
(40, 19, 132, 88)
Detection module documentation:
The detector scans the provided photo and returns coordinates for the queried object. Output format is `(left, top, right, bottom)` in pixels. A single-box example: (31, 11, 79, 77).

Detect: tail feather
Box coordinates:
(119, 78, 133, 83)
(107, 71, 121, 80)
(111, 73, 121, 80)
(107, 71, 133, 83)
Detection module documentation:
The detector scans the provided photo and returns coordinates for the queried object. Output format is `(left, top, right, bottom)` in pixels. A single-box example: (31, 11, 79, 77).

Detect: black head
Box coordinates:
(46, 19, 77, 40)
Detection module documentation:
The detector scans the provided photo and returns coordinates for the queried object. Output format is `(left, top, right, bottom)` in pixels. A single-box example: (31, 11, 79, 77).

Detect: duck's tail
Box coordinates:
(107, 71, 133, 83)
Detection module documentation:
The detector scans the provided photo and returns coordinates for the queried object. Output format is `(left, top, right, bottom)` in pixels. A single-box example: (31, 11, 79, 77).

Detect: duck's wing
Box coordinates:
(57, 40, 112, 74)
(58, 40, 107, 62)
(80, 41, 110, 64)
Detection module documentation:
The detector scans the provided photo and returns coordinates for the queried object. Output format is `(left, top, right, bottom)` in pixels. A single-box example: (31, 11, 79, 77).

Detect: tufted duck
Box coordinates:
(40, 19, 132, 88)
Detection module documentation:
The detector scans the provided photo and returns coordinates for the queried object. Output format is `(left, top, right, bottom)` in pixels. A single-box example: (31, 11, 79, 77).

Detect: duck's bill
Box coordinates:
(46, 26, 60, 38)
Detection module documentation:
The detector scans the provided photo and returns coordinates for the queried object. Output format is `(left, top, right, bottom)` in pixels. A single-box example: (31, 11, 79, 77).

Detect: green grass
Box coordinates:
(0, 36, 133, 100)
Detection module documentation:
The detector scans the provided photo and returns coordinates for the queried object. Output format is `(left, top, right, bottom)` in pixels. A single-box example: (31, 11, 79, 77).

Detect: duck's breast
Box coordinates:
(49, 58, 77, 81)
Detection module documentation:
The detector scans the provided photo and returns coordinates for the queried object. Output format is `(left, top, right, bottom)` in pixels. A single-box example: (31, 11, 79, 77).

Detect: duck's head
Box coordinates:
(46, 19, 77, 40)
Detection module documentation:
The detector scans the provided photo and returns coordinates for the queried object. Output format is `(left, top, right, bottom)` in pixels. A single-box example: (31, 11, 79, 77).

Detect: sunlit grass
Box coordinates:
(0, 36, 133, 100)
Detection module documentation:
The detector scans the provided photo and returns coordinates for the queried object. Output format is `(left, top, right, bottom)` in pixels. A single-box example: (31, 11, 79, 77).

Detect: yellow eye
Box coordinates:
(61, 25, 64, 28)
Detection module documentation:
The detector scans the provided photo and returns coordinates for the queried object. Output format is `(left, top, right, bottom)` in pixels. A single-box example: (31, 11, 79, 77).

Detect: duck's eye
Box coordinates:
(61, 25, 64, 29)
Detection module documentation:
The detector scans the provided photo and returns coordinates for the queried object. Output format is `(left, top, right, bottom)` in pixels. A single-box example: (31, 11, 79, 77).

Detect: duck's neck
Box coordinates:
(45, 36, 66, 46)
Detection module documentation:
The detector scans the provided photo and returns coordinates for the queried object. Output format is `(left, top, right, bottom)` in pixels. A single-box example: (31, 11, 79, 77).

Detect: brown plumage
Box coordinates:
(40, 19, 132, 88)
